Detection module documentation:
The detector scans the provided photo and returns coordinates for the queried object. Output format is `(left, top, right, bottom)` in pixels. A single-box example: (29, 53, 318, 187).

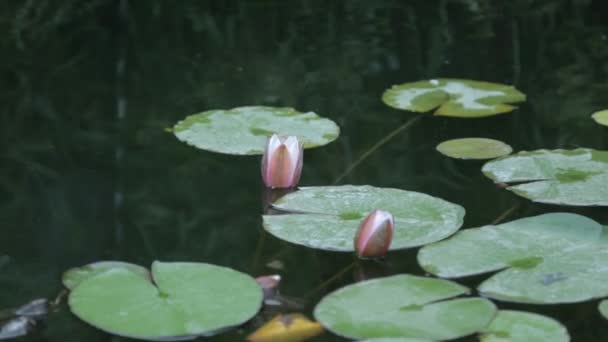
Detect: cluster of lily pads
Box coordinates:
(56, 79, 607, 341)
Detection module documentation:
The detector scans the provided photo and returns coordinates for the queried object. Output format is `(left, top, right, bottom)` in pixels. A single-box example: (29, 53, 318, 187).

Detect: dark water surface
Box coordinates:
(2, 1, 608, 341)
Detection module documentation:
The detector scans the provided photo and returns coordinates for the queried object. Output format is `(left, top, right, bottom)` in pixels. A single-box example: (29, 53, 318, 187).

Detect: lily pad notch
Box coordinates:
(173, 106, 340, 155)
(66, 261, 263, 340)
(382, 79, 526, 118)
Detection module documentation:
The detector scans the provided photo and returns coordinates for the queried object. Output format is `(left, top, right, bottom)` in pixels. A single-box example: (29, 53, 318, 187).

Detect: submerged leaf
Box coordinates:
(482, 149, 608, 206)
(173, 106, 339, 155)
(314, 274, 495, 340)
(247, 313, 324, 342)
(263, 185, 464, 252)
(382, 79, 525, 118)
(436, 138, 512, 160)
(418, 213, 608, 303)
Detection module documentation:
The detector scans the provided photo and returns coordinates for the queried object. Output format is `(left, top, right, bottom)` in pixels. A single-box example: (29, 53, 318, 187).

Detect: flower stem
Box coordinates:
(333, 115, 423, 184)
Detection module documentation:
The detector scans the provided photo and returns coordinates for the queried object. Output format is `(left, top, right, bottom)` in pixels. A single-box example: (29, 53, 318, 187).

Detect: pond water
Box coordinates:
(1, 1, 608, 341)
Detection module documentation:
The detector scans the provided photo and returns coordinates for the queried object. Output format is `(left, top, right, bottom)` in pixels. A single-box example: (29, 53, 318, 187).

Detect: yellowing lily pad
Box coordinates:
(68, 261, 263, 340)
(436, 138, 512, 160)
(173, 106, 340, 155)
(418, 213, 608, 304)
(481, 310, 569, 342)
(592, 109, 608, 127)
(482, 148, 608, 206)
(263, 185, 464, 252)
(313, 274, 496, 340)
(247, 313, 324, 342)
(382, 79, 526, 118)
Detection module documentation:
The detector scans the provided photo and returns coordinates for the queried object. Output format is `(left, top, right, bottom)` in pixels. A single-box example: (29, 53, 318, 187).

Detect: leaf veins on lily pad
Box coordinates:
(172, 106, 340, 155)
(313, 274, 496, 340)
(482, 148, 608, 206)
(262, 185, 465, 252)
(418, 213, 608, 304)
(67, 261, 263, 341)
(382, 79, 526, 118)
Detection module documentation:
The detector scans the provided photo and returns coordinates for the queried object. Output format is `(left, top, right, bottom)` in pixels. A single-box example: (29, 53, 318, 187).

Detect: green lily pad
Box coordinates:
(592, 109, 608, 127)
(68, 261, 263, 340)
(436, 138, 512, 160)
(173, 106, 340, 155)
(382, 79, 526, 118)
(263, 185, 465, 251)
(63, 261, 151, 290)
(314, 274, 496, 340)
(482, 148, 608, 206)
(481, 310, 569, 342)
(599, 300, 608, 319)
(418, 213, 608, 304)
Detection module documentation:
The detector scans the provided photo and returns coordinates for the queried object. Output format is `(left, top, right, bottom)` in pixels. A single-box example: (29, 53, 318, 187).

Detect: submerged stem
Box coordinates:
(491, 202, 520, 225)
(332, 115, 423, 184)
(304, 261, 356, 299)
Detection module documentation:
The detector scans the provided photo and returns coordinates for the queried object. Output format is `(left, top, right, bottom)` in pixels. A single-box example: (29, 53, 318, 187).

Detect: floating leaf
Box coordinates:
(481, 310, 569, 342)
(482, 148, 608, 206)
(62, 261, 151, 290)
(68, 261, 263, 340)
(247, 313, 324, 342)
(263, 185, 464, 251)
(599, 300, 608, 320)
(418, 213, 608, 304)
(436, 138, 512, 160)
(382, 79, 526, 118)
(314, 274, 496, 340)
(173, 106, 340, 155)
(592, 109, 608, 127)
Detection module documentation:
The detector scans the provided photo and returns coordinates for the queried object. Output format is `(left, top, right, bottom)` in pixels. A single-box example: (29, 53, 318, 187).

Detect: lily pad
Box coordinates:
(313, 274, 496, 340)
(63, 261, 151, 290)
(592, 109, 608, 127)
(481, 310, 569, 342)
(173, 106, 340, 155)
(68, 261, 263, 340)
(482, 148, 608, 206)
(436, 138, 512, 160)
(263, 185, 465, 251)
(599, 300, 608, 320)
(418, 213, 608, 304)
(382, 79, 526, 118)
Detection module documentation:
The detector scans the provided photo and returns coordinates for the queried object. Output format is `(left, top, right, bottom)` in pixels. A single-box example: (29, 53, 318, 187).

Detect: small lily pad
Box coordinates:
(382, 79, 526, 118)
(263, 185, 465, 252)
(418, 213, 608, 304)
(62, 261, 151, 290)
(482, 149, 608, 206)
(592, 109, 608, 127)
(173, 106, 340, 155)
(481, 310, 569, 342)
(436, 138, 512, 160)
(68, 261, 263, 340)
(599, 300, 608, 320)
(313, 274, 496, 340)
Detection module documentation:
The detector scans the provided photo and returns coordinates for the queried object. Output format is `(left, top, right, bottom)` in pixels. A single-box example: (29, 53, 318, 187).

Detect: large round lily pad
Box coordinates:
(481, 310, 569, 342)
(482, 148, 608, 206)
(436, 138, 512, 160)
(382, 79, 526, 118)
(314, 274, 496, 340)
(263, 185, 465, 251)
(68, 261, 263, 340)
(599, 300, 608, 320)
(418, 213, 608, 304)
(172, 106, 340, 155)
(592, 109, 608, 127)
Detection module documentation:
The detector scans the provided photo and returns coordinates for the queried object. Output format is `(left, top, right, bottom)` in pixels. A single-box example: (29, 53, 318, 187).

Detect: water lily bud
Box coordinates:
(261, 135, 303, 189)
(354, 209, 394, 259)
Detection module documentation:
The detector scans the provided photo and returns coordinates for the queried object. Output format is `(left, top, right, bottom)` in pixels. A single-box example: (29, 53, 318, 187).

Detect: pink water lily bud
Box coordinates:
(261, 135, 303, 189)
(354, 209, 394, 259)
